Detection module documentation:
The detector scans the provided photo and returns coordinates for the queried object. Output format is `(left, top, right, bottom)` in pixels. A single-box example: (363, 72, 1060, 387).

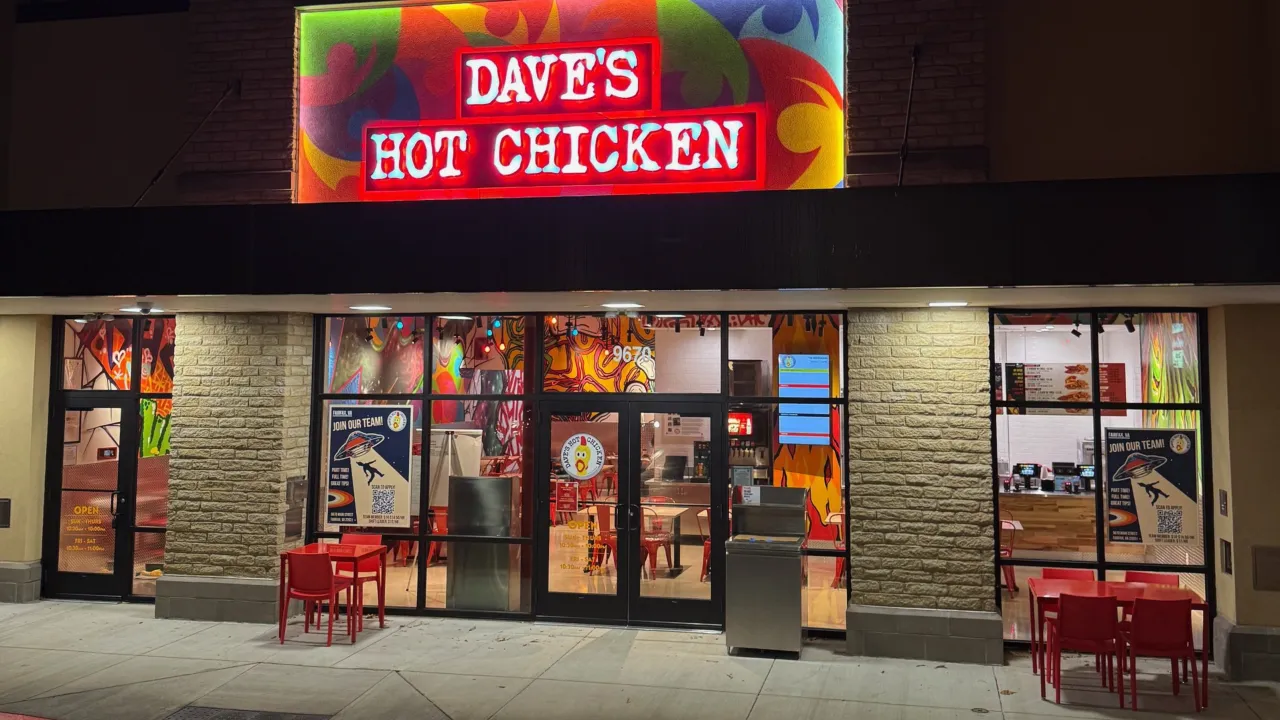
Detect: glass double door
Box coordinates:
(536, 400, 726, 627)
(43, 397, 164, 598)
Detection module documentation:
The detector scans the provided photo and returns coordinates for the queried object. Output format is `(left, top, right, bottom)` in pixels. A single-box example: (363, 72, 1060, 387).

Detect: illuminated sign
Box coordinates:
(360, 39, 763, 200)
(297, 0, 847, 203)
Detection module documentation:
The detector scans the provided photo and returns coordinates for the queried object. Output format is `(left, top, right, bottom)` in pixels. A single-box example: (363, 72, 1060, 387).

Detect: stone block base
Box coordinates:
(0, 561, 41, 603)
(847, 604, 1005, 664)
(1214, 615, 1280, 681)
(156, 575, 280, 623)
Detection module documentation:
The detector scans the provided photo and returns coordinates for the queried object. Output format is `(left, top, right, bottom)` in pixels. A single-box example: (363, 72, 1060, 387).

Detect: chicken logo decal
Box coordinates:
(560, 433, 605, 481)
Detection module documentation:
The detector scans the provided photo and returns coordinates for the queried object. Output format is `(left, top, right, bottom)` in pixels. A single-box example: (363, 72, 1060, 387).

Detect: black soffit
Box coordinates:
(3, 172, 1279, 297)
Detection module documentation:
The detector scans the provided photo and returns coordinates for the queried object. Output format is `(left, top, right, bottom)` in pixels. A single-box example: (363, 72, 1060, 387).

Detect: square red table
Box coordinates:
(279, 542, 388, 642)
(1027, 578, 1209, 707)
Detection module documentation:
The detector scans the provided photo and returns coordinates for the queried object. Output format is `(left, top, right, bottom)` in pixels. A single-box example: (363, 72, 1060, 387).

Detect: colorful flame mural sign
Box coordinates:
(297, 0, 845, 202)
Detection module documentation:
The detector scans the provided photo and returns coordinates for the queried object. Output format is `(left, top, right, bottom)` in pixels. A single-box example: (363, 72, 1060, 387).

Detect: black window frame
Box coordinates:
(989, 307, 1215, 645)
(43, 314, 175, 602)
(306, 311, 852, 630)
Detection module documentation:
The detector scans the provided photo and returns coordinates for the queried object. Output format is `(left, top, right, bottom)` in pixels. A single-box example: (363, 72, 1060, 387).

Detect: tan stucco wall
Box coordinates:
(1211, 305, 1280, 627)
(0, 316, 52, 563)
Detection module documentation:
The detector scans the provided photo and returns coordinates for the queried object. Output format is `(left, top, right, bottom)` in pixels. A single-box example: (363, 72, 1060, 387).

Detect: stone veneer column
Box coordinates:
(845, 308, 1002, 663)
(156, 313, 312, 622)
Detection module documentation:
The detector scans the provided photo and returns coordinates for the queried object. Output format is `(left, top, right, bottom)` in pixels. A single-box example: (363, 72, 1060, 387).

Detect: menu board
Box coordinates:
(1003, 363, 1127, 415)
(779, 354, 831, 445)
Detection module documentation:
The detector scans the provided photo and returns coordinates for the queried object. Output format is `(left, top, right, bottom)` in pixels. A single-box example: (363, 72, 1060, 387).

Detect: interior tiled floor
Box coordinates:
(0, 601, 1273, 720)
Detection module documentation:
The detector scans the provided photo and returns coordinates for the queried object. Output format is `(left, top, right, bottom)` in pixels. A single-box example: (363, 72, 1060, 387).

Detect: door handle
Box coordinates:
(109, 491, 120, 516)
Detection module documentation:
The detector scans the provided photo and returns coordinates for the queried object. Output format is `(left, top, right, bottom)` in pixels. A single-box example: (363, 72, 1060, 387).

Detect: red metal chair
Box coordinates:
(1121, 571, 1188, 680)
(1044, 594, 1124, 707)
(636, 496, 676, 579)
(999, 511, 1019, 593)
(426, 507, 449, 565)
(1121, 597, 1200, 711)
(1036, 568, 1097, 674)
(830, 511, 846, 589)
(1124, 571, 1179, 585)
(280, 551, 354, 647)
(335, 533, 381, 631)
(696, 511, 711, 582)
(591, 504, 620, 570)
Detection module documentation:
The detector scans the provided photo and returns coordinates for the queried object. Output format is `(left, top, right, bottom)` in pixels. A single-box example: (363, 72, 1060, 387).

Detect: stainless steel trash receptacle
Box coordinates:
(725, 486, 807, 655)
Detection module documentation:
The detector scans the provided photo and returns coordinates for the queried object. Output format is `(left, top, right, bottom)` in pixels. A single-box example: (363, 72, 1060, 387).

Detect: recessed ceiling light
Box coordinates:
(601, 302, 644, 309)
(438, 315, 472, 320)
(119, 305, 163, 314)
(654, 313, 686, 318)
(349, 305, 392, 312)
(928, 301, 969, 307)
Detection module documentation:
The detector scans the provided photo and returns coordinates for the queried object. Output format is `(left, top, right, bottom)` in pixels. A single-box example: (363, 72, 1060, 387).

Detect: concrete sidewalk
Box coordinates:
(0, 601, 1275, 720)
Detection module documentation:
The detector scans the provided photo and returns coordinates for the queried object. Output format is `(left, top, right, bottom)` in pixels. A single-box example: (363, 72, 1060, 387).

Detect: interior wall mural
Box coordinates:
(543, 316, 656, 393)
(325, 317, 426, 394)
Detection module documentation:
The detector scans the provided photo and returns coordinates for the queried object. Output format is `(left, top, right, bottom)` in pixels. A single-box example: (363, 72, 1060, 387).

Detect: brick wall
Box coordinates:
(847, 0, 987, 185)
(181, 0, 297, 204)
(847, 308, 994, 612)
(167, 313, 313, 578)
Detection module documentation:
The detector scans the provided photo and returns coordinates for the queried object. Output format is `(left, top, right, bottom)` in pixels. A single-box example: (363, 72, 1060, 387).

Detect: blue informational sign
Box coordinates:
(778, 354, 830, 445)
(327, 404, 414, 528)
(1106, 428, 1199, 545)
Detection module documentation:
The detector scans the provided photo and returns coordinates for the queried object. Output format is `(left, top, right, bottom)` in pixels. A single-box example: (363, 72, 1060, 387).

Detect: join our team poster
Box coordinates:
(1106, 428, 1199, 545)
(328, 405, 414, 527)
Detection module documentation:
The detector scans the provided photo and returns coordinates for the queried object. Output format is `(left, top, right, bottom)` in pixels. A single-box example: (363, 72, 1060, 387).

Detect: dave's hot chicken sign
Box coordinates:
(297, 0, 846, 203)
(364, 39, 762, 199)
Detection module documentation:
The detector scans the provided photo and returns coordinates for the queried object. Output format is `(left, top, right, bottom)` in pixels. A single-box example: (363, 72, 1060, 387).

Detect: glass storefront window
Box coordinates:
(432, 316, 525, 395)
(318, 399, 425, 534)
(323, 316, 425, 393)
(544, 314, 720, 393)
(429, 399, 528, 538)
(993, 310, 1210, 642)
(547, 411, 620, 594)
(132, 532, 165, 597)
(425, 542, 530, 612)
(996, 412, 1098, 562)
(62, 318, 134, 390)
(728, 314, 843, 397)
(1098, 312, 1200, 405)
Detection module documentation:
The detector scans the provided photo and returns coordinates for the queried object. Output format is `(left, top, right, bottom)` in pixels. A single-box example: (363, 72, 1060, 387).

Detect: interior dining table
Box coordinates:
(1026, 578, 1210, 707)
(279, 542, 389, 637)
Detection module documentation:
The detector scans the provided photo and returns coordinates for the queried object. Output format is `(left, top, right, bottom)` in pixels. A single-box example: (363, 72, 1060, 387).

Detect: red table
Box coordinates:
(1027, 578, 1209, 707)
(279, 542, 388, 641)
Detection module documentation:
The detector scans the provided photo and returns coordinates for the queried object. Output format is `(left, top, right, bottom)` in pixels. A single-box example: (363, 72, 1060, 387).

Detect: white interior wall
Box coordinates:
(728, 328, 774, 392)
(653, 328, 721, 393)
(995, 325, 1143, 469)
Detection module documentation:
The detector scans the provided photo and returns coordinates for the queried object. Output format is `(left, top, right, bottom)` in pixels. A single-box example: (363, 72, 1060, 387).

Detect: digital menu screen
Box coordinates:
(1015, 463, 1040, 477)
(1078, 465, 1096, 479)
(778, 354, 830, 446)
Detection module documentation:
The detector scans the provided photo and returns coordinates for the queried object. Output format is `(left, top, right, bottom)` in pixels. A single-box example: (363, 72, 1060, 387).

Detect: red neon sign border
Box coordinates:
(454, 38, 663, 121)
(357, 105, 767, 202)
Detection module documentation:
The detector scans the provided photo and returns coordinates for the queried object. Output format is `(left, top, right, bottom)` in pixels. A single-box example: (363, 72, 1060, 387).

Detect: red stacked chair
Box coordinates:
(335, 533, 382, 631)
(279, 552, 354, 646)
(1121, 597, 1200, 711)
(1044, 594, 1125, 707)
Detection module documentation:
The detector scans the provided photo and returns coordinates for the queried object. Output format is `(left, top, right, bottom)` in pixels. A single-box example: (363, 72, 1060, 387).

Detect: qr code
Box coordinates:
(1157, 508, 1181, 534)
(371, 488, 396, 515)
